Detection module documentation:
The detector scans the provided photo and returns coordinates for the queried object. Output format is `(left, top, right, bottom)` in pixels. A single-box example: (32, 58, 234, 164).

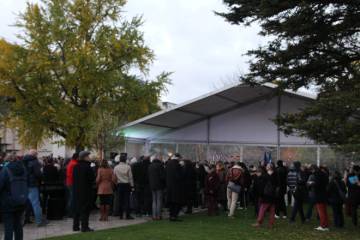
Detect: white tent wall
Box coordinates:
(152, 94, 313, 145)
(153, 119, 208, 143)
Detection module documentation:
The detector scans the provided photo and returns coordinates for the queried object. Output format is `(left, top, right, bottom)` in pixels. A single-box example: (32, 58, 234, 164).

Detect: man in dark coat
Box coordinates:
(131, 157, 145, 216)
(72, 151, 95, 232)
(148, 156, 165, 220)
(183, 160, 197, 214)
(328, 171, 346, 228)
(142, 156, 152, 216)
(275, 160, 288, 218)
(42, 158, 61, 214)
(196, 163, 207, 208)
(165, 153, 184, 221)
(23, 150, 46, 227)
(289, 162, 307, 223)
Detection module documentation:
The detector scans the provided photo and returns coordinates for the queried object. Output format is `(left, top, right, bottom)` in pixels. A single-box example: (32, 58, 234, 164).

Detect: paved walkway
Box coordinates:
(0, 213, 149, 240)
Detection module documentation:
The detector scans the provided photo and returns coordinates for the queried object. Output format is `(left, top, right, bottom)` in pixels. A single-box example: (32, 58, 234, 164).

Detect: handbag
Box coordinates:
(228, 181, 241, 193)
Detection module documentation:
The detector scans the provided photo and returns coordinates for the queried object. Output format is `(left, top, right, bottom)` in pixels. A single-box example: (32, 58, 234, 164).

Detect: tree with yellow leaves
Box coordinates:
(0, 0, 170, 152)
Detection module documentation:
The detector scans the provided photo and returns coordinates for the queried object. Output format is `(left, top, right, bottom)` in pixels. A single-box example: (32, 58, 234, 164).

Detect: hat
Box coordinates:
(172, 153, 182, 160)
(114, 155, 120, 163)
(79, 151, 91, 160)
(130, 157, 137, 164)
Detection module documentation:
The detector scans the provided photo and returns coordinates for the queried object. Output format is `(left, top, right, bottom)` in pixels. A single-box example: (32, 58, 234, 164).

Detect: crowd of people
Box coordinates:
(1, 150, 360, 240)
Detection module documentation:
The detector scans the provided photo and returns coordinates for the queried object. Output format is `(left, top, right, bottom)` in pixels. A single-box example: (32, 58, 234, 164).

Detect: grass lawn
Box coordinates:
(49, 208, 360, 240)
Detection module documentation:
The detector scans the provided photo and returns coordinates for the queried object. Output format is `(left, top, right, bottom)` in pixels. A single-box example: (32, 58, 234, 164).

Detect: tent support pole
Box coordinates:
(317, 146, 321, 166)
(240, 145, 244, 162)
(144, 141, 150, 155)
(276, 94, 281, 161)
(207, 117, 210, 160)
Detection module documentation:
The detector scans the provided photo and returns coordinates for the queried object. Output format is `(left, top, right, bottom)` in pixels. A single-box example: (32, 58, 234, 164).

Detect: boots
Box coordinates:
(104, 205, 110, 221)
(99, 205, 105, 221)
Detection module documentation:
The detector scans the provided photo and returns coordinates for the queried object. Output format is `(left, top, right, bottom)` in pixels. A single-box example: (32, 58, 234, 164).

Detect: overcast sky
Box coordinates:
(0, 0, 265, 104)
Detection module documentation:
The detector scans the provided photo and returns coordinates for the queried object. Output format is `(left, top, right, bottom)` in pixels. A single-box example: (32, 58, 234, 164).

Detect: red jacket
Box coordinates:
(66, 159, 78, 186)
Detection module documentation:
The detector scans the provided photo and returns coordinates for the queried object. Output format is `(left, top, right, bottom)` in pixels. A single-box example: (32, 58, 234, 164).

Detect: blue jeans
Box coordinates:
(152, 190, 163, 219)
(2, 210, 24, 240)
(28, 187, 43, 224)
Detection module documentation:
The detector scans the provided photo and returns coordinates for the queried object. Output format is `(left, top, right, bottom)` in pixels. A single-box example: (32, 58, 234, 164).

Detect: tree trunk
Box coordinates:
(75, 144, 84, 153)
(75, 128, 85, 153)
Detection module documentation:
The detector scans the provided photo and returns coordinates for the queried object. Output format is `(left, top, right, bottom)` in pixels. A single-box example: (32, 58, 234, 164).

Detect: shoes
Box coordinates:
(282, 216, 287, 219)
(73, 227, 80, 232)
(37, 221, 49, 227)
(81, 228, 94, 232)
(275, 215, 280, 219)
(126, 216, 135, 220)
(314, 226, 329, 231)
(252, 223, 261, 228)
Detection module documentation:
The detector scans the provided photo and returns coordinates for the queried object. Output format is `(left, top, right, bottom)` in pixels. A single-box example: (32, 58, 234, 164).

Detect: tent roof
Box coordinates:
(121, 83, 316, 140)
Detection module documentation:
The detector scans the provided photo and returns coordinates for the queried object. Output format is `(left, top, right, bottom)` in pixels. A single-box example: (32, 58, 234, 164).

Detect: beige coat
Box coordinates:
(96, 168, 117, 195)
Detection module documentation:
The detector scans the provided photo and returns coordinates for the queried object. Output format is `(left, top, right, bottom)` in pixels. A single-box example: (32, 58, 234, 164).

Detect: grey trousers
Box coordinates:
(152, 190, 163, 218)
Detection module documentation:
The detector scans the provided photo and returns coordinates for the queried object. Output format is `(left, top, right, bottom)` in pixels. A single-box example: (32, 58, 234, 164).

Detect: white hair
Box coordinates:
(29, 149, 38, 156)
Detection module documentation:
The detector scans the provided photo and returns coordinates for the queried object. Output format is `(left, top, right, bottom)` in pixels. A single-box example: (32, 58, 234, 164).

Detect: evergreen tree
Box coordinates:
(218, 1, 360, 151)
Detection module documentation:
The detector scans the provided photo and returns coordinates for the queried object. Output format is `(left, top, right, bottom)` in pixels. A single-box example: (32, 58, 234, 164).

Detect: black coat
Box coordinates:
(131, 161, 144, 187)
(276, 166, 288, 195)
(73, 160, 95, 211)
(183, 161, 197, 202)
(165, 159, 184, 204)
(142, 159, 151, 187)
(148, 159, 165, 191)
(217, 170, 227, 201)
(328, 178, 346, 204)
(260, 172, 278, 204)
(313, 170, 329, 204)
(43, 165, 60, 184)
(196, 165, 206, 189)
(250, 174, 263, 199)
(23, 155, 42, 187)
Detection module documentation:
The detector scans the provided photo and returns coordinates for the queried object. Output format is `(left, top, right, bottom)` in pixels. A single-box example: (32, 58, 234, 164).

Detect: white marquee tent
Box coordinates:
(120, 83, 343, 169)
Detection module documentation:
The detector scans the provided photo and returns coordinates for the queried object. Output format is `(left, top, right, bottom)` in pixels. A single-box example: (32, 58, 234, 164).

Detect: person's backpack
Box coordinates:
(5, 166, 28, 207)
